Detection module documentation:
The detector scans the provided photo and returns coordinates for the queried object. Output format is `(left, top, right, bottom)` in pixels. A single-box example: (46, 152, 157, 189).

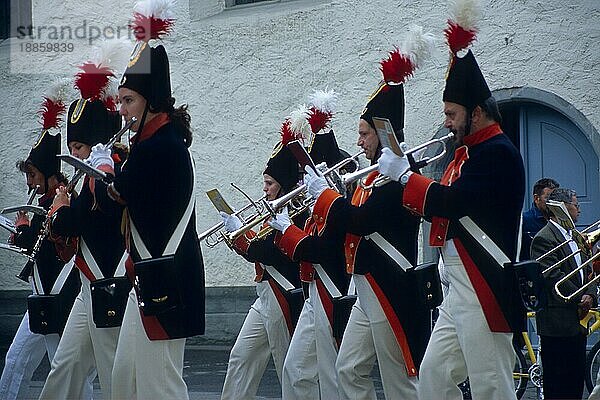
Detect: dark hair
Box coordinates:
(533, 178, 560, 196)
(16, 159, 31, 174)
(476, 96, 502, 124)
(16, 159, 68, 186)
(149, 96, 193, 148)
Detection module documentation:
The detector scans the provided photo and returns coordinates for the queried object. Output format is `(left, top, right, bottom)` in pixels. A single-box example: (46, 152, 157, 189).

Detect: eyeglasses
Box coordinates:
(566, 202, 581, 210)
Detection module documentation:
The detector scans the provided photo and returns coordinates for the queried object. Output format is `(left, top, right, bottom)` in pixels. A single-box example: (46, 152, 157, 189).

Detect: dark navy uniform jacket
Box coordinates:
(97, 114, 205, 340)
(51, 177, 125, 281)
(404, 123, 526, 332)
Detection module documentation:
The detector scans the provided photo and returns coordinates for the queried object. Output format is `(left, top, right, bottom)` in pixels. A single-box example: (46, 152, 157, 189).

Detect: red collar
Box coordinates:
(463, 123, 503, 147)
(130, 113, 170, 145)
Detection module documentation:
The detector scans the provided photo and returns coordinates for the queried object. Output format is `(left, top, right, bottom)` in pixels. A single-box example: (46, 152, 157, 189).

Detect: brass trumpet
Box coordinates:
(198, 195, 267, 248)
(225, 151, 364, 243)
(343, 133, 455, 190)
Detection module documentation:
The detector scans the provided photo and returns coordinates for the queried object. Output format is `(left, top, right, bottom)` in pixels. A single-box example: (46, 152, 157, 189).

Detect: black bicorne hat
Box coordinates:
(263, 143, 301, 194)
(26, 130, 61, 178)
(308, 129, 357, 173)
(442, 0, 490, 111)
(67, 99, 122, 146)
(360, 82, 405, 142)
(443, 49, 491, 111)
(119, 42, 172, 111)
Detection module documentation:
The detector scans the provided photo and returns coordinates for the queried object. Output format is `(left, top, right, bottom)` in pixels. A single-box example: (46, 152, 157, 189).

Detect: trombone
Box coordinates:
(538, 219, 600, 275)
(535, 220, 600, 302)
(342, 133, 455, 190)
(553, 227, 600, 302)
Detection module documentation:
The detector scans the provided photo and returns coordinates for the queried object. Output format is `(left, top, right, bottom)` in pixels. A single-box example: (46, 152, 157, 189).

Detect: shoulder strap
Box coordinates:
(313, 263, 342, 298)
(366, 232, 413, 272)
(263, 264, 295, 291)
(129, 152, 196, 260)
(80, 239, 104, 280)
(114, 250, 128, 276)
(457, 216, 510, 268)
(50, 256, 76, 295)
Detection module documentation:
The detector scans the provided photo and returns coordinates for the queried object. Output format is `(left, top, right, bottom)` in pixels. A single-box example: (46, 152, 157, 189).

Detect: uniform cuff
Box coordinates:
(277, 225, 308, 260)
(403, 173, 434, 216)
(312, 188, 341, 235)
(232, 230, 256, 255)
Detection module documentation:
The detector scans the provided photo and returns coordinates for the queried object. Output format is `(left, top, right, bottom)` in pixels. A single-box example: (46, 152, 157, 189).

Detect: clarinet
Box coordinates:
(16, 118, 136, 282)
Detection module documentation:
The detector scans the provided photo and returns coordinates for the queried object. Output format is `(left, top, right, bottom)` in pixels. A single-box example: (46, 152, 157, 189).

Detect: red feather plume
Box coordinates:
(380, 48, 415, 85)
(130, 12, 174, 41)
(308, 107, 332, 134)
(280, 118, 304, 146)
(74, 63, 114, 101)
(39, 97, 66, 130)
(103, 96, 117, 112)
(444, 20, 477, 54)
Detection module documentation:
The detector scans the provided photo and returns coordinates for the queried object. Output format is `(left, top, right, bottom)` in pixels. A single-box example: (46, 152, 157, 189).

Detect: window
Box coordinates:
(0, 0, 32, 40)
(225, 0, 274, 8)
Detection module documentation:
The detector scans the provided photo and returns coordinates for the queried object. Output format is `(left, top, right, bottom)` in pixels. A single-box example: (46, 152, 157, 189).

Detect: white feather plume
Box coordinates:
(289, 104, 312, 139)
(90, 38, 133, 73)
(101, 76, 120, 104)
(44, 77, 73, 103)
(308, 89, 338, 114)
(401, 25, 436, 69)
(448, 0, 481, 31)
(134, 0, 176, 20)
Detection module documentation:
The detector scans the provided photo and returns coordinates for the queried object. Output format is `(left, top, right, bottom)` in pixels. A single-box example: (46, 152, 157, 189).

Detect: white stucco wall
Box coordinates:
(0, 0, 598, 289)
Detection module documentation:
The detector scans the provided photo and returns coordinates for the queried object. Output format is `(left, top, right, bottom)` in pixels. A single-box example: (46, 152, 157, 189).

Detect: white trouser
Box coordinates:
(40, 274, 116, 399)
(417, 251, 516, 400)
(221, 281, 291, 400)
(111, 289, 187, 400)
(0, 312, 59, 400)
(282, 279, 339, 400)
(336, 274, 418, 400)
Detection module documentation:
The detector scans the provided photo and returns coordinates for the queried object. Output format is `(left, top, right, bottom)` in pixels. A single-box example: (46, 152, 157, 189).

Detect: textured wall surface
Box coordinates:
(0, 0, 598, 289)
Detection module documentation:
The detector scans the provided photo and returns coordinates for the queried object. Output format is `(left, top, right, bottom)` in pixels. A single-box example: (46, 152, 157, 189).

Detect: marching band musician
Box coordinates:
(91, 1, 206, 398)
(0, 84, 85, 400)
(39, 47, 126, 399)
(267, 101, 352, 400)
(378, 3, 526, 398)
(272, 32, 435, 399)
(531, 188, 596, 400)
(219, 124, 307, 399)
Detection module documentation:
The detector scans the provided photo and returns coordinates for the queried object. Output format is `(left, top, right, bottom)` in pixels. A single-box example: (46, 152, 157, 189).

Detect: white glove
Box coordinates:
(378, 147, 410, 182)
(304, 165, 329, 199)
(87, 144, 114, 169)
(220, 212, 243, 233)
(268, 207, 292, 233)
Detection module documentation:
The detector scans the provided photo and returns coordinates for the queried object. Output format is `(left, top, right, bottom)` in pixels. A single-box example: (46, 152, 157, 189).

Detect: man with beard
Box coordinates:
(378, 3, 526, 398)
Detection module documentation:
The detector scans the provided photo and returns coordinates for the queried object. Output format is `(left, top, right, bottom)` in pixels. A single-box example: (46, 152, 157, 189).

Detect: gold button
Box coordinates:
(350, 243, 355, 248)
(108, 310, 116, 317)
(436, 235, 442, 240)
(319, 216, 324, 222)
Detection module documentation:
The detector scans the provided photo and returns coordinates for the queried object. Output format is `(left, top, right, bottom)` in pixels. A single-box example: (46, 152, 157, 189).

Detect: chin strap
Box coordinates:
(132, 104, 150, 146)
